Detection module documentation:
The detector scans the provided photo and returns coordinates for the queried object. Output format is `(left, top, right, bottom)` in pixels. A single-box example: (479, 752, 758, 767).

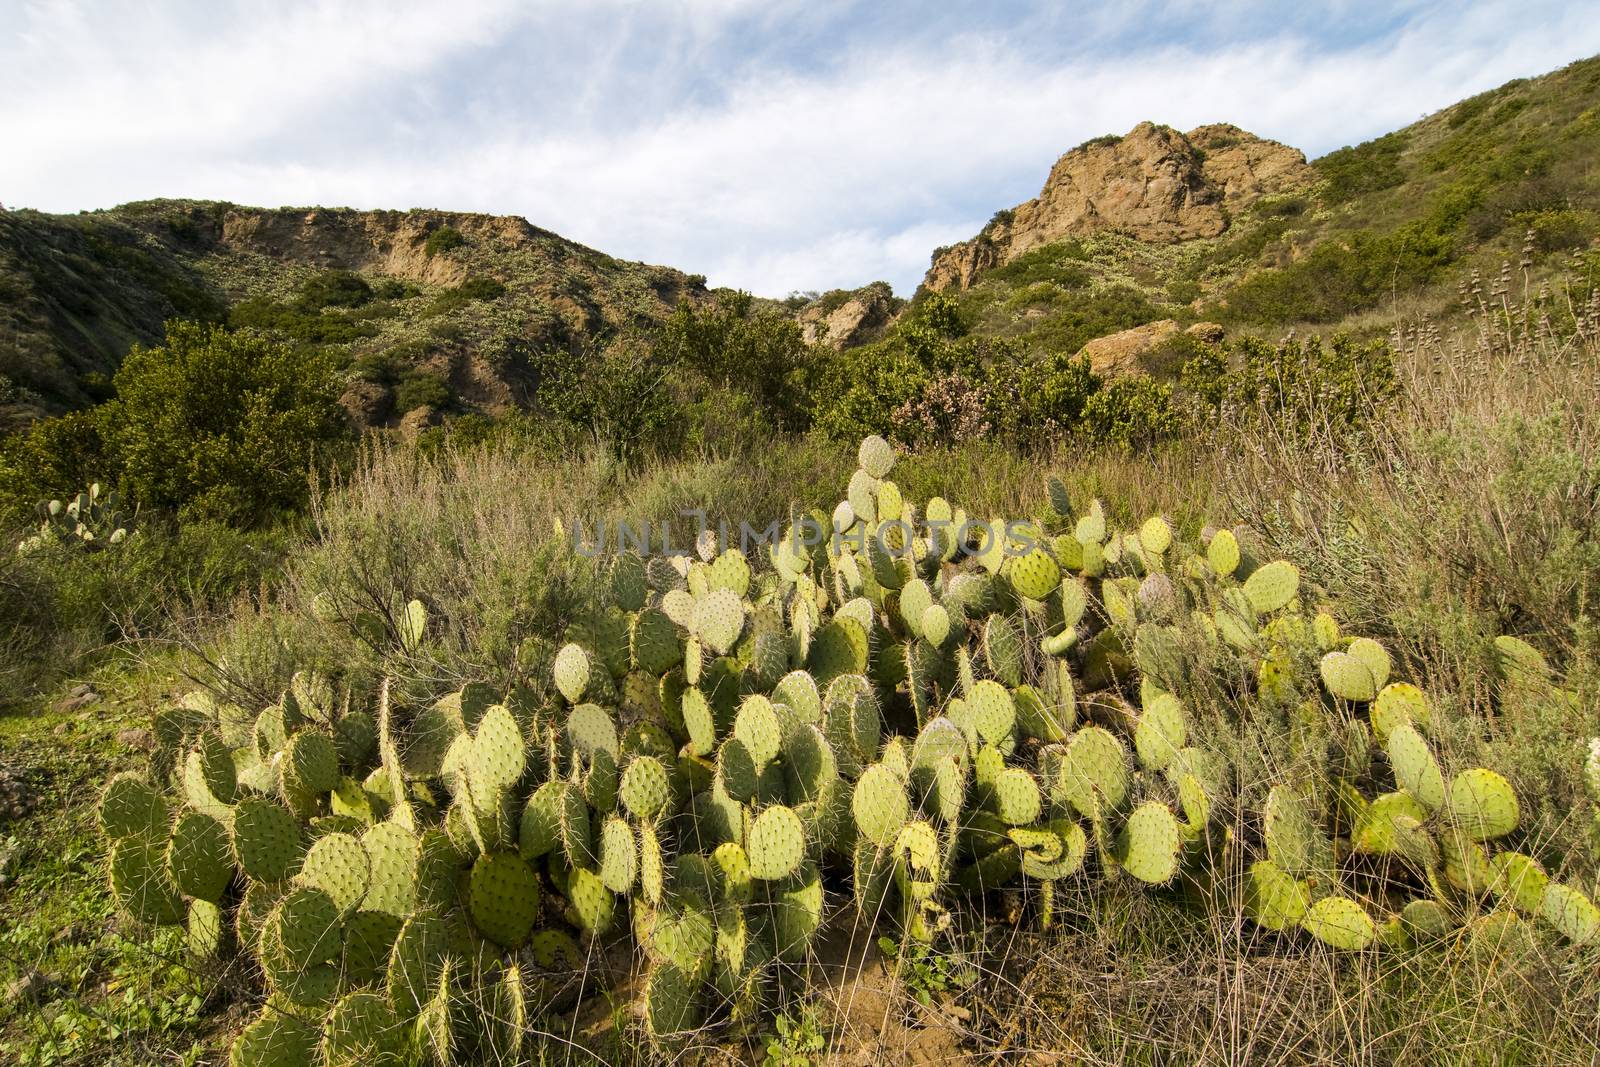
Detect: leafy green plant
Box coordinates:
(878, 936, 975, 1008)
(100, 321, 349, 525)
(422, 226, 465, 258)
(762, 1004, 826, 1067)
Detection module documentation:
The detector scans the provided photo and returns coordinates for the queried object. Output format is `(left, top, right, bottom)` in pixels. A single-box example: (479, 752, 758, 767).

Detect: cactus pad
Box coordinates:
(1300, 895, 1375, 950)
(232, 797, 305, 882)
(1243, 560, 1299, 614)
(746, 805, 806, 880)
(99, 773, 170, 844)
(858, 434, 896, 478)
(1386, 723, 1445, 809)
(1009, 546, 1061, 600)
(468, 852, 540, 948)
(1119, 801, 1182, 884)
(853, 764, 910, 847)
(1319, 651, 1378, 702)
(553, 643, 591, 703)
(1447, 768, 1519, 840)
(229, 1009, 319, 1067)
(298, 832, 370, 914)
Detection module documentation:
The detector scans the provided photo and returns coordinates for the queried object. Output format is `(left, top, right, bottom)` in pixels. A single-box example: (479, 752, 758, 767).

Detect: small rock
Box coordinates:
(69, 683, 94, 698)
(52, 722, 71, 737)
(116, 728, 154, 751)
(1185, 320, 1225, 344)
(5, 969, 48, 1007)
(53, 688, 101, 713)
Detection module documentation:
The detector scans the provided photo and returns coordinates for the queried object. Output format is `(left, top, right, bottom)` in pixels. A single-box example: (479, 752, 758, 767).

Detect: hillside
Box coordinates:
(902, 54, 1600, 358)
(0, 201, 707, 432)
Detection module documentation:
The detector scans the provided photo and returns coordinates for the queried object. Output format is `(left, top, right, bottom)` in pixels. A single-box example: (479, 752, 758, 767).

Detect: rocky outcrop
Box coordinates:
(1077, 319, 1183, 376)
(797, 282, 898, 349)
(923, 123, 1313, 292)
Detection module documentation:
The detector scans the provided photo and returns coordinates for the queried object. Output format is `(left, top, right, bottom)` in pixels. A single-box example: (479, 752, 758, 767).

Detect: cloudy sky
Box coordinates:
(3, 1, 1598, 296)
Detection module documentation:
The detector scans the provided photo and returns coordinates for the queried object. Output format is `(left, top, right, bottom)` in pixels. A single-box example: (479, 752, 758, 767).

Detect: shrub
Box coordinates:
(392, 369, 451, 414)
(1081, 375, 1178, 447)
(100, 321, 349, 525)
(1315, 130, 1410, 204)
(422, 226, 466, 258)
(293, 269, 373, 312)
(0, 409, 114, 527)
(655, 291, 812, 428)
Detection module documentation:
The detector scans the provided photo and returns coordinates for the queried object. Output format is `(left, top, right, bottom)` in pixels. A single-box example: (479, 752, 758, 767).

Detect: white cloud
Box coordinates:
(3, 1, 1598, 296)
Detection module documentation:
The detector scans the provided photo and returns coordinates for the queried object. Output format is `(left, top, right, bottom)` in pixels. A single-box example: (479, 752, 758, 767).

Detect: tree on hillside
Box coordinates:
(101, 321, 349, 525)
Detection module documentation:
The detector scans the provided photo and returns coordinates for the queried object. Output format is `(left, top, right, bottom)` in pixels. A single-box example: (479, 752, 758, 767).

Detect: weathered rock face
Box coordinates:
(797, 281, 898, 349)
(924, 122, 1313, 292)
(1077, 319, 1182, 377)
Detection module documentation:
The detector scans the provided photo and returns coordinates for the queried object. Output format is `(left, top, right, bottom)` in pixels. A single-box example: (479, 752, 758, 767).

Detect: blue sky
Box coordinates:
(4, 1, 1599, 296)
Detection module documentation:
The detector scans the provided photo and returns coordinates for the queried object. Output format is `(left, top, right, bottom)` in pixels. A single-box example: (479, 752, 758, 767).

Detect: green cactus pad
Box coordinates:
(808, 617, 870, 687)
(1242, 560, 1299, 614)
(746, 805, 806, 880)
(1244, 860, 1310, 930)
(553, 643, 591, 703)
(639, 820, 666, 905)
(566, 701, 619, 762)
(1346, 636, 1391, 690)
(772, 671, 821, 724)
(853, 764, 911, 847)
(858, 434, 896, 478)
(631, 609, 683, 675)
(1350, 792, 1431, 855)
(982, 615, 1023, 687)
(358, 822, 417, 917)
(1119, 801, 1182, 884)
(621, 755, 672, 820)
(100, 773, 169, 843)
(899, 579, 933, 635)
(109, 837, 186, 926)
(645, 961, 704, 1037)
(1301, 895, 1376, 950)
(733, 695, 783, 770)
(1387, 723, 1445, 809)
(612, 552, 648, 611)
(567, 865, 616, 936)
(1054, 726, 1130, 817)
(1398, 899, 1453, 943)
(297, 832, 370, 914)
(599, 815, 638, 893)
(968, 680, 1016, 747)
(1447, 767, 1519, 840)
(1539, 882, 1599, 944)
(468, 851, 540, 948)
(164, 811, 232, 903)
(1264, 786, 1333, 877)
(1489, 852, 1549, 915)
(341, 909, 403, 986)
(1371, 682, 1431, 742)
(694, 589, 746, 655)
(1207, 528, 1240, 576)
(1008, 546, 1061, 601)
(992, 767, 1042, 826)
(232, 797, 305, 882)
(320, 990, 407, 1067)
(1319, 651, 1378, 702)
(229, 1008, 319, 1067)
(1133, 693, 1186, 772)
(271, 886, 342, 969)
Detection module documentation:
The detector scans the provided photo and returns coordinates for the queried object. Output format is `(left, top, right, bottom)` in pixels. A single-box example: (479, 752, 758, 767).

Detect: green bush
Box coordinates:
(393, 369, 452, 413)
(294, 269, 373, 312)
(0, 409, 114, 527)
(422, 276, 507, 317)
(422, 226, 466, 258)
(656, 291, 812, 428)
(1314, 130, 1410, 204)
(100, 321, 350, 525)
(1081, 375, 1178, 448)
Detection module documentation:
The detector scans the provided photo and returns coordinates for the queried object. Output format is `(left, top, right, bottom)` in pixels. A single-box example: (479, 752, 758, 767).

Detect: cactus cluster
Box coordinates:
(19, 482, 134, 552)
(100, 435, 1600, 1062)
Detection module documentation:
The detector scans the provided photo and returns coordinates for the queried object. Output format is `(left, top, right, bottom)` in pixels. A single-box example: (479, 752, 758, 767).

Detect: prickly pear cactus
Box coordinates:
(96, 436, 1598, 1059)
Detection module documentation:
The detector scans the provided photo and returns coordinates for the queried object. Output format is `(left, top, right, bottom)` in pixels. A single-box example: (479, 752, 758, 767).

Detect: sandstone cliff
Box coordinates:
(923, 122, 1313, 292)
